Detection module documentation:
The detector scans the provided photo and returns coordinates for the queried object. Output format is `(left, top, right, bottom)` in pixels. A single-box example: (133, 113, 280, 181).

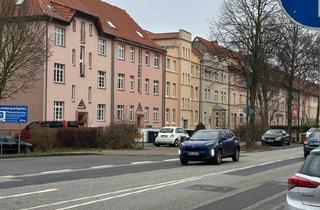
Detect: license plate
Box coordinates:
(267, 140, 273, 142)
(188, 152, 199, 156)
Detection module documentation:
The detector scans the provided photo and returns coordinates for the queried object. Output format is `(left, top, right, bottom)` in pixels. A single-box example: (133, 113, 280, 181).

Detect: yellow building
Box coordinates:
(148, 30, 201, 129)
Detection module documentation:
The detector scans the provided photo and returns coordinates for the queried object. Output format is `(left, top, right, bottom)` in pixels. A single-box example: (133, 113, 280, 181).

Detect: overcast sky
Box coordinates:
(104, 0, 225, 39)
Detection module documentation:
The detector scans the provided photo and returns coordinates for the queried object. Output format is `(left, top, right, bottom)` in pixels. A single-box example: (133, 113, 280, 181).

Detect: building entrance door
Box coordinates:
(78, 112, 88, 127)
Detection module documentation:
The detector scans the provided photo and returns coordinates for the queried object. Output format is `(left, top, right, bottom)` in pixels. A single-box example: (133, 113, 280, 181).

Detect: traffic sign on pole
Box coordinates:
(279, 0, 320, 28)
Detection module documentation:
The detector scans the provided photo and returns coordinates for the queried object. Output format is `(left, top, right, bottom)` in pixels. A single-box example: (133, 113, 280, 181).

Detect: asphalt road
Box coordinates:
(0, 146, 305, 210)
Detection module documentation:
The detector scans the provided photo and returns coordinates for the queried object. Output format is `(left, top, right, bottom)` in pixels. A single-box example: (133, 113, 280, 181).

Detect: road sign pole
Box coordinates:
(18, 121, 21, 154)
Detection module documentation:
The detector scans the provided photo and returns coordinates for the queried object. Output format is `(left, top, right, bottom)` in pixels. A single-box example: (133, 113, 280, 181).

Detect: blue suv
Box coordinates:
(179, 129, 240, 165)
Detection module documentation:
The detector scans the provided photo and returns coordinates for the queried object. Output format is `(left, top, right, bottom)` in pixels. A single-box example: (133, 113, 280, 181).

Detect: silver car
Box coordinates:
(286, 148, 320, 210)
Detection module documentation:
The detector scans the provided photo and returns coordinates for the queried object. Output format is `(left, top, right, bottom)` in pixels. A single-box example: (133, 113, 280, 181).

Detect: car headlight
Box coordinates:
(261, 136, 265, 140)
(276, 137, 281, 141)
(210, 149, 215, 156)
(204, 143, 213, 147)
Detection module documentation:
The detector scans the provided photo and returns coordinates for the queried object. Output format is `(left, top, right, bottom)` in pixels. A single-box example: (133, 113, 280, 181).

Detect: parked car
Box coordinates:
(306, 127, 317, 138)
(304, 129, 320, 159)
(16, 121, 79, 140)
(179, 129, 240, 165)
(286, 148, 320, 210)
(0, 134, 33, 154)
(261, 129, 290, 146)
(154, 127, 189, 147)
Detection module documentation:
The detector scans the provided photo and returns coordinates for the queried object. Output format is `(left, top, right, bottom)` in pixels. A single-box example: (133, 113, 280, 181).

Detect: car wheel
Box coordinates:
(180, 159, 188, 165)
(174, 139, 179, 147)
(280, 139, 285, 146)
(24, 146, 32, 153)
(232, 148, 240, 162)
(213, 150, 222, 165)
(287, 139, 290, 146)
(155, 144, 160, 147)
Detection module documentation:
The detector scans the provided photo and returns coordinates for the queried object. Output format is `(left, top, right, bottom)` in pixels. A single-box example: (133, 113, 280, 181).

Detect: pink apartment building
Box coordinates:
(2, 0, 165, 130)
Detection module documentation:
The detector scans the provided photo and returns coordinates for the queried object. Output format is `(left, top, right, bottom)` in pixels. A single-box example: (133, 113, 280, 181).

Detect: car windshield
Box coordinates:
(159, 128, 174, 133)
(265, 130, 282, 135)
(190, 131, 219, 141)
(300, 154, 320, 178)
(309, 132, 320, 139)
(307, 128, 316, 133)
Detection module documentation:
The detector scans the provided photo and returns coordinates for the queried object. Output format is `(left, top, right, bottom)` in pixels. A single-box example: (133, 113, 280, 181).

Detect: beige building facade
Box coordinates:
(148, 30, 200, 129)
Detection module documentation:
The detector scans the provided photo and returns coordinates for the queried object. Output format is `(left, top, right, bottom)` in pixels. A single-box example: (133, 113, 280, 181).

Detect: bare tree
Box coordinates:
(211, 0, 280, 146)
(275, 16, 318, 141)
(0, 0, 48, 100)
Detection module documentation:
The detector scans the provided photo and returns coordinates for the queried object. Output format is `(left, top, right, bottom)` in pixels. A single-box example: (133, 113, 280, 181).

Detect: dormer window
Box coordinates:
(136, 31, 144, 38)
(16, 0, 24, 5)
(107, 21, 116, 29)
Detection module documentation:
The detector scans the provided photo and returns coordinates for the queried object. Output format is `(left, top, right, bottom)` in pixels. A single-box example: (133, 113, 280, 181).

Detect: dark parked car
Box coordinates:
(304, 129, 320, 159)
(179, 129, 240, 165)
(0, 134, 33, 154)
(261, 129, 290, 146)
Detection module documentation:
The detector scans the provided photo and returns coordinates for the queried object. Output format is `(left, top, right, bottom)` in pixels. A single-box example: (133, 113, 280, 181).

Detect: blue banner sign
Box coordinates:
(0, 106, 28, 123)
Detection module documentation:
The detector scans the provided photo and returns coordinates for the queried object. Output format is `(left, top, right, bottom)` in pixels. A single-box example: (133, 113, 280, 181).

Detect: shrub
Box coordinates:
(56, 128, 101, 148)
(101, 123, 138, 149)
(29, 128, 57, 152)
(195, 123, 206, 132)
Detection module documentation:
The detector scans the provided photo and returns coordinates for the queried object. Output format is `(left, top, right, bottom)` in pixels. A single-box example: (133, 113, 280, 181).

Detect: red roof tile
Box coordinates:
(145, 30, 180, 40)
(32, 0, 163, 51)
(192, 47, 202, 59)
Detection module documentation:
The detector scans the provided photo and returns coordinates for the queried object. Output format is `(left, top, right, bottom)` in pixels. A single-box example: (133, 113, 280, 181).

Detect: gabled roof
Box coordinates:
(25, 0, 163, 51)
(192, 47, 202, 59)
(194, 36, 232, 57)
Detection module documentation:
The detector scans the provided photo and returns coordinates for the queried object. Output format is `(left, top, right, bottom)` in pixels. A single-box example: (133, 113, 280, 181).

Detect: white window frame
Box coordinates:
(117, 105, 124, 121)
(98, 38, 106, 56)
(129, 75, 135, 92)
(53, 101, 64, 121)
(130, 47, 135, 62)
(144, 107, 149, 122)
(118, 44, 125, 60)
(54, 63, 65, 84)
(88, 87, 92, 103)
(71, 85, 75, 102)
(97, 104, 105, 122)
(129, 105, 134, 122)
(118, 74, 125, 90)
(153, 108, 159, 123)
(72, 49, 76, 66)
(165, 109, 170, 124)
(88, 52, 92, 69)
(153, 80, 159, 95)
(145, 79, 150, 94)
(154, 53, 159, 68)
(166, 82, 170, 97)
(145, 51, 150, 66)
(98, 71, 106, 89)
(55, 27, 65, 46)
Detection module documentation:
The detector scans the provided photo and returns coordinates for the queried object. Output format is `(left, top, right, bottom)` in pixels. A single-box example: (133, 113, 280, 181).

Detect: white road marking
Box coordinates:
(130, 161, 156, 165)
(0, 189, 58, 200)
(22, 156, 301, 210)
(0, 175, 15, 179)
(163, 158, 179, 162)
(89, 165, 114, 169)
(41, 169, 72, 174)
(241, 190, 287, 210)
(20, 178, 197, 210)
